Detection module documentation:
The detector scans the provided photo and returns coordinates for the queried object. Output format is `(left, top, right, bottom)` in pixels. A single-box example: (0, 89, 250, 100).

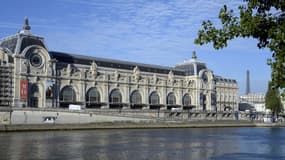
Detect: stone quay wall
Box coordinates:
(0, 108, 271, 125)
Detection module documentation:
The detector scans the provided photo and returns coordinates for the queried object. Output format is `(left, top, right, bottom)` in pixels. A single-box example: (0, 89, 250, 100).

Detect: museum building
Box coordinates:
(0, 18, 239, 111)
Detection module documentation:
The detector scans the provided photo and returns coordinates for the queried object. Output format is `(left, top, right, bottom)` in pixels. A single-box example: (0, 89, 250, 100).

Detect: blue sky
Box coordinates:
(0, 0, 271, 94)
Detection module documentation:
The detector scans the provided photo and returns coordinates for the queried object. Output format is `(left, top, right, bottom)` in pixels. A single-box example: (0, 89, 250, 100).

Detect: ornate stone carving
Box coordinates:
(47, 61, 53, 75)
(133, 66, 140, 81)
(89, 61, 98, 78)
(168, 70, 175, 85)
(66, 64, 72, 74)
(168, 70, 174, 80)
(179, 79, 184, 87)
(68, 79, 72, 85)
(80, 69, 86, 79)
(188, 80, 195, 87)
(114, 70, 120, 81)
(152, 74, 158, 84)
(21, 59, 28, 73)
(61, 64, 73, 77)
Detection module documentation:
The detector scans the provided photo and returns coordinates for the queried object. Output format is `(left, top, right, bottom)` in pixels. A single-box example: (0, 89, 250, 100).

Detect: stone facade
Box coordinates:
(0, 18, 239, 112)
(215, 76, 239, 111)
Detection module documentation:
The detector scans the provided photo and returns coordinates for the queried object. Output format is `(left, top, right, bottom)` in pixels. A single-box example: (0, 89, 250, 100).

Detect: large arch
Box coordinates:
(86, 87, 101, 108)
(149, 91, 160, 109)
(183, 94, 191, 106)
(109, 89, 123, 108)
(167, 92, 178, 109)
(182, 94, 194, 110)
(59, 85, 76, 108)
(28, 84, 40, 108)
(130, 90, 143, 109)
(200, 93, 207, 111)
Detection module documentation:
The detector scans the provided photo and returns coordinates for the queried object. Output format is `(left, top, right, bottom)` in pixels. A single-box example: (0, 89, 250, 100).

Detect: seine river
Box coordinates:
(0, 127, 285, 160)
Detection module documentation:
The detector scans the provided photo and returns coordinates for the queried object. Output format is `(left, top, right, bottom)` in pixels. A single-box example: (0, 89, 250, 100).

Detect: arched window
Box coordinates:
(60, 86, 76, 102)
(200, 94, 206, 110)
(130, 90, 142, 104)
(29, 84, 39, 108)
(211, 93, 217, 105)
(86, 87, 100, 103)
(109, 89, 122, 103)
(149, 91, 160, 105)
(167, 92, 176, 105)
(183, 94, 191, 106)
(30, 84, 39, 97)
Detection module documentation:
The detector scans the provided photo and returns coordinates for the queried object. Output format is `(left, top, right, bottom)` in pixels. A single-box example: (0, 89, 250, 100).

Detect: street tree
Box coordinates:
(195, 0, 285, 94)
(265, 82, 282, 117)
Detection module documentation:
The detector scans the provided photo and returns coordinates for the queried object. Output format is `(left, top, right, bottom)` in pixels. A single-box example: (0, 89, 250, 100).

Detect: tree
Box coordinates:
(265, 82, 282, 117)
(194, 0, 285, 94)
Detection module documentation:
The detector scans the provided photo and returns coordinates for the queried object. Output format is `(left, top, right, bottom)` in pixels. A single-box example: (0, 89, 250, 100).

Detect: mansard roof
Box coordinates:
(214, 75, 237, 83)
(0, 33, 47, 54)
(0, 18, 47, 54)
(174, 51, 207, 76)
(49, 51, 186, 76)
(0, 35, 18, 53)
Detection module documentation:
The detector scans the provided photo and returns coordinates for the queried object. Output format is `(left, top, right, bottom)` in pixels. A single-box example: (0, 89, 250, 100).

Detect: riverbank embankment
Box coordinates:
(0, 121, 284, 132)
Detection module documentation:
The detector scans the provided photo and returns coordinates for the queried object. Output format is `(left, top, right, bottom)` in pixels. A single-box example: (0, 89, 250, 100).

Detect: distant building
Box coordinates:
(0, 18, 239, 111)
(239, 69, 266, 112)
(240, 93, 266, 112)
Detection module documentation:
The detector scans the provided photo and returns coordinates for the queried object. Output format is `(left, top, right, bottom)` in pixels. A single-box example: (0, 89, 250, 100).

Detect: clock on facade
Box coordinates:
(29, 53, 43, 68)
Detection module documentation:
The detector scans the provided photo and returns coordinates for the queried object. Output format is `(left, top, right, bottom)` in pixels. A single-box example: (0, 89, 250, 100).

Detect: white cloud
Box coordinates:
(16, 0, 270, 93)
(43, 1, 248, 64)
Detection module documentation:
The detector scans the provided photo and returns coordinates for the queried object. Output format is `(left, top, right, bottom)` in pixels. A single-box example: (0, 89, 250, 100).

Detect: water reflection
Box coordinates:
(0, 128, 285, 160)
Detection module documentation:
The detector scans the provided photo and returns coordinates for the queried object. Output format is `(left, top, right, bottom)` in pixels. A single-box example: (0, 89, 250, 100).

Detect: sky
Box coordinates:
(0, 0, 272, 95)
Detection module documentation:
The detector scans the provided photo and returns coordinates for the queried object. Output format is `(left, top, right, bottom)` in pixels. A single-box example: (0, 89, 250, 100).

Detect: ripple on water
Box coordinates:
(0, 127, 285, 160)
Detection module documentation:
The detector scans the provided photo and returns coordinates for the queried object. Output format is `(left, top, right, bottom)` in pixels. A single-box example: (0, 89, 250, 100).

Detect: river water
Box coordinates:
(0, 127, 285, 160)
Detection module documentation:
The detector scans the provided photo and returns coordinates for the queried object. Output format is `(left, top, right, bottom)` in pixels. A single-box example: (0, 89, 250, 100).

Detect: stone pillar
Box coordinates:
(13, 55, 28, 108)
(161, 85, 167, 110)
(143, 85, 149, 109)
(102, 74, 109, 109)
(178, 89, 182, 106)
(102, 83, 109, 109)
